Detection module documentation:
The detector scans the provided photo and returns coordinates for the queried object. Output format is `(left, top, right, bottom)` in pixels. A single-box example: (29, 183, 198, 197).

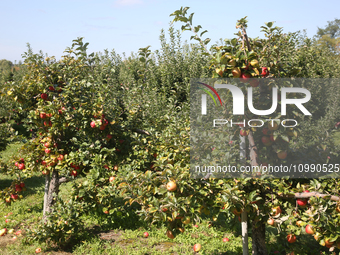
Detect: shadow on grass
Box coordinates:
(0, 174, 45, 194)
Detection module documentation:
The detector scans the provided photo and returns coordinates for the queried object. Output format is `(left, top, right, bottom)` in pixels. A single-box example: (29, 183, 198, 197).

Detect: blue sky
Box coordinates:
(1, 0, 339, 63)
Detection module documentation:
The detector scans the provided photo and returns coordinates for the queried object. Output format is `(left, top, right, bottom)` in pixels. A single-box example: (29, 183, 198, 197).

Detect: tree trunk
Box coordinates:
(251, 221, 268, 255)
(241, 210, 249, 255)
(43, 170, 60, 221)
(43, 171, 50, 221)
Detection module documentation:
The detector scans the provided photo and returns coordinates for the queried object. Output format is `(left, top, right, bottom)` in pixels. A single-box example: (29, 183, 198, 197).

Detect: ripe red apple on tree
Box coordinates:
(113, 165, 118, 171)
(90, 121, 96, 128)
(18, 163, 25, 170)
(10, 194, 18, 200)
(40, 113, 46, 119)
(45, 148, 51, 154)
(20, 182, 25, 188)
(40, 93, 48, 100)
(261, 67, 269, 77)
(15, 184, 22, 192)
(166, 181, 177, 191)
(35, 247, 42, 254)
(297, 198, 308, 207)
(240, 129, 248, 136)
(271, 206, 282, 216)
(287, 234, 296, 243)
(57, 154, 64, 161)
(223, 237, 230, 242)
(241, 73, 251, 81)
(109, 176, 115, 183)
(305, 224, 314, 235)
(71, 170, 78, 177)
(267, 218, 275, 226)
(325, 238, 334, 248)
(193, 243, 202, 252)
(143, 232, 149, 238)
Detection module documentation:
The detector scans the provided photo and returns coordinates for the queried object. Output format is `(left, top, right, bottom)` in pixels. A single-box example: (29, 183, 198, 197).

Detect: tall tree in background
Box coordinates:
(316, 18, 340, 53)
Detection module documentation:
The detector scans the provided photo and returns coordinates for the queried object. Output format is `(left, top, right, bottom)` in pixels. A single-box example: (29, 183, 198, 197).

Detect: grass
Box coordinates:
(0, 143, 338, 254)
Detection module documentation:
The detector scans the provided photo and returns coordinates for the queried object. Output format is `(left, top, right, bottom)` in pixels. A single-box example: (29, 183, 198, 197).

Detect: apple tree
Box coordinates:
(117, 7, 340, 255)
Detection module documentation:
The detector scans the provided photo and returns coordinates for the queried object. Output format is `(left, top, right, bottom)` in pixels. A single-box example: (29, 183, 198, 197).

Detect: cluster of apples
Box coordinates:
(216, 54, 269, 87)
(14, 158, 25, 170)
(90, 114, 110, 131)
(70, 163, 81, 177)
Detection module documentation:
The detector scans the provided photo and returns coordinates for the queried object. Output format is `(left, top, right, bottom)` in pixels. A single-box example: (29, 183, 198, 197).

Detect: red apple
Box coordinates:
(223, 237, 230, 242)
(48, 86, 55, 91)
(15, 184, 22, 192)
(57, 154, 64, 161)
(241, 73, 251, 81)
(10, 194, 18, 200)
(15, 162, 19, 167)
(35, 247, 42, 253)
(143, 232, 149, 238)
(109, 176, 115, 183)
(287, 234, 296, 243)
(0, 228, 7, 236)
(90, 121, 96, 128)
(240, 129, 248, 136)
(297, 198, 308, 207)
(40, 93, 48, 100)
(44, 142, 50, 148)
(261, 67, 269, 77)
(267, 218, 275, 226)
(20, 182, 25, 188)
(40, 113, 46, 119)
(113, 165, 118, 171)
(193, 243, 201, 252)
(18, 163, 25, 170)
(271, 206, 282, 216)
(305, 224, 314, 235)
(71, 170, 78, 177)
(45, 148, 51, 154)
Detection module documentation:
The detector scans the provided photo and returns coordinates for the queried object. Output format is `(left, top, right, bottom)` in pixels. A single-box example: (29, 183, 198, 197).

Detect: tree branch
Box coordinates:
(58, 177, 70, 184)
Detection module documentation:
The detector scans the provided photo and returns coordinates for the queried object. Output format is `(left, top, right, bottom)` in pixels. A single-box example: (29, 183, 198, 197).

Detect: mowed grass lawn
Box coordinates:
(0, 142, 337, 255)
